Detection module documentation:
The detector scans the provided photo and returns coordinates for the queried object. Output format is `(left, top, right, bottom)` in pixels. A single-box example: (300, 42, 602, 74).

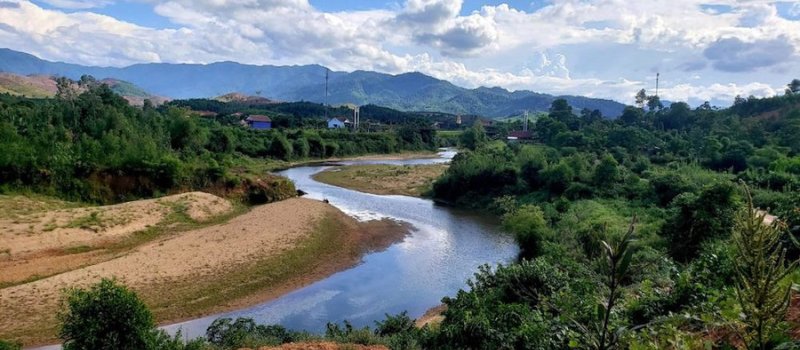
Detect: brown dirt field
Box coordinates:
(415, 304, 447, 328)
(0, 192, 233, 286)
(313, 164, 448, 197)
(0, 197, 410, 347)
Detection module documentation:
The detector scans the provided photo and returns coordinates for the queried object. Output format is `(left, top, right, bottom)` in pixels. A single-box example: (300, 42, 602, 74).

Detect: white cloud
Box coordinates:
(0, 0, 797, 106)
(39, 0, 112, 9)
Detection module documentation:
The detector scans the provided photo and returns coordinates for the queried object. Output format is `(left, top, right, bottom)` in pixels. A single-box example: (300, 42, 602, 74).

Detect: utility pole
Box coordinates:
(353, 105, 360, 131)
(523, 110, 529, 131)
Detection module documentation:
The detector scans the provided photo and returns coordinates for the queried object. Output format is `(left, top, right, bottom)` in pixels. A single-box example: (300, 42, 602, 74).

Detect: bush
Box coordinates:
(59, 278, 156, 350)
(661, 181, 739, 262)
(206, 317, 303, 348)
(502, 204, 550, 258)
(0, 340, 20, 350)
(435, 259, 570, 349)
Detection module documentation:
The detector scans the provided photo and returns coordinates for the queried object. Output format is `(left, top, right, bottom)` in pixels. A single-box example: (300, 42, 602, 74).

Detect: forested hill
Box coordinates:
(0, 48, 625, 118)
(0, 72, 166, 106)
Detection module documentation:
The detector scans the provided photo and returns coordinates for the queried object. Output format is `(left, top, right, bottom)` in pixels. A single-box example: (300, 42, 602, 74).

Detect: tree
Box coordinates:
(55, 77, 77, 102)
(502, 204, 550, 258)
(59, 278, 156, 350)
(78, 75, 97, 88)
(620, 106, 643, 125)
(268, 132, 294, 160)
(635, 89, 648, 109)
(646, 95, 663, 111)
(549, 98, 579, 129)
(593, 153, 621, 187)
(788, 79, 800, 94)
(732, 186, 797, 350)
(460, 121, 487, 150)
(662, 182, 739, 262)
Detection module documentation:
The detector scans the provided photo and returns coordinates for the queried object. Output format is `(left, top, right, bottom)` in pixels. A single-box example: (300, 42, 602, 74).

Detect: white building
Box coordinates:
(327, 117, 350, 129)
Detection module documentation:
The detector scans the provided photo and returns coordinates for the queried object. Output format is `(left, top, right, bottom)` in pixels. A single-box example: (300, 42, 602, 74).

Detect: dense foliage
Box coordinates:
(4, 84, 800, 349)
(426, 92, 800, 349)
(58, 278, 199, 350)
(0, 83, 438, 203)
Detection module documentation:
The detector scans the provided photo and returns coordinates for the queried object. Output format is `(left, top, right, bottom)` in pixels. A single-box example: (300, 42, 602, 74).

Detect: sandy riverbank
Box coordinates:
(313, 164, 448, 197)
(0, 196, 409, 346)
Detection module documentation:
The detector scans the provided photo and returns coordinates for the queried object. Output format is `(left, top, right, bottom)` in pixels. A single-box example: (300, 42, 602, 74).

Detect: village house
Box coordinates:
(327, 117, 351, 129)
(245, 115, 272, 130)
(507, 130, 532, 141)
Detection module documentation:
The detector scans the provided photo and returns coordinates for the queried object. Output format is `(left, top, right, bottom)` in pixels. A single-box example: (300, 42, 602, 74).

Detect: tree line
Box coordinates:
(0, 82, 439, 203)
(426, 89, 800, 348)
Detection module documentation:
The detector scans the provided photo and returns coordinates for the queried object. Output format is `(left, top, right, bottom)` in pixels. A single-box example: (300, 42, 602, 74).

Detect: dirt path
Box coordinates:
(0, 197, 409, 346)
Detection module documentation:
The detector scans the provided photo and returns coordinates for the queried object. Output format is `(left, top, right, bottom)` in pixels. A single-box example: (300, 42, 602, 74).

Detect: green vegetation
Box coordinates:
(0, 79, 438, 204)
(60, 278, 162, 350)
(5, 76, 800, 349)
(425, 91, 800, 348)
(733, 188, 797, 350)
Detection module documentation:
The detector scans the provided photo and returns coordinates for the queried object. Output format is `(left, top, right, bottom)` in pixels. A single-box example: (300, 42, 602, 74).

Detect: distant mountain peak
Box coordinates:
(0, 48, 626, 118)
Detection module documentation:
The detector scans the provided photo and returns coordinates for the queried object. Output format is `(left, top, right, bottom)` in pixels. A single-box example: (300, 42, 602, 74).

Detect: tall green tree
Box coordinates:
(787, 79, 800, 94)
(460, 121, 488, 150)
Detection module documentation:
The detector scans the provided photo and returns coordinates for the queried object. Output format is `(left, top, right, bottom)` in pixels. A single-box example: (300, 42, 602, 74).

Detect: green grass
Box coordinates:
(63, 245, 93, 255)
(65, 212, 103, 230)
(0, 194, 83, 221)
(437, 130, 463, 137)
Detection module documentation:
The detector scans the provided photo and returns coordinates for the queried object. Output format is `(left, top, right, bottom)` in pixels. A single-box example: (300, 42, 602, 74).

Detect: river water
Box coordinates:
(36, 151, 518, 349)
(163, 150, 519, 338)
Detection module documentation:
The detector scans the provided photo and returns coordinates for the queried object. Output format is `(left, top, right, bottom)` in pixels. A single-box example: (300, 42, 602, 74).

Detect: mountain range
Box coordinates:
(0, 48, 626, 118)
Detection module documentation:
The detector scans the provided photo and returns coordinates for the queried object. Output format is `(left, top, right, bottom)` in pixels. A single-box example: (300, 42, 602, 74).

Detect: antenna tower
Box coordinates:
(655, 72, 660, 97)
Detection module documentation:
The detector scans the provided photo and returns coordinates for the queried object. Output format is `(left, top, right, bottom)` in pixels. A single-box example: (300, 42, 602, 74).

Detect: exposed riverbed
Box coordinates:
(161, 150, 519, 337)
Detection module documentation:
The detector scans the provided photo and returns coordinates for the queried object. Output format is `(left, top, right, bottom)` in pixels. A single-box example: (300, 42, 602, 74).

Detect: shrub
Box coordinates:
(59, 278, 156, 350)
(205, 317, 303, 348)
(661, 181, 739, 262)
(0, 340, 21, 350)
(502, 204, 550, 258)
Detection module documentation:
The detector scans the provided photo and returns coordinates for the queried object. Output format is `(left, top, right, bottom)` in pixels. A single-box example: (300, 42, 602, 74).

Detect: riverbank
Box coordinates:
(260, 150, 441, 172)
(0, 196, 410, 346)
(312, 164, 448, 197)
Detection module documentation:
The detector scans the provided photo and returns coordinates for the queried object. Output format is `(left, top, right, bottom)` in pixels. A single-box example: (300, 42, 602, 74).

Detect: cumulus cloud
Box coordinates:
(524, 52, 570, 79)
(0, 0, 797, 105)
(39, 0, 112, 9)
(703, 36, 797, 72)
(660, 82, 778, 106)
(397, 0, 498, 56)
(397, 0, 461, 27)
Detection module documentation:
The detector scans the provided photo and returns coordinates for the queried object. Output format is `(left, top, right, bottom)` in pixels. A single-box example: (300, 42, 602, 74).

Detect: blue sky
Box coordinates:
(3, 0, 800, 105)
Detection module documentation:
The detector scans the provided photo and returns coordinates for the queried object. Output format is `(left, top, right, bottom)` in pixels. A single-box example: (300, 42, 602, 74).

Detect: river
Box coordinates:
(162, 150, 519, 338)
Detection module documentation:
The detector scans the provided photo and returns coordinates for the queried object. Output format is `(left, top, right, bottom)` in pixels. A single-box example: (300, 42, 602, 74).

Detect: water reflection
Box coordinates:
(162, 150, 517, 338)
